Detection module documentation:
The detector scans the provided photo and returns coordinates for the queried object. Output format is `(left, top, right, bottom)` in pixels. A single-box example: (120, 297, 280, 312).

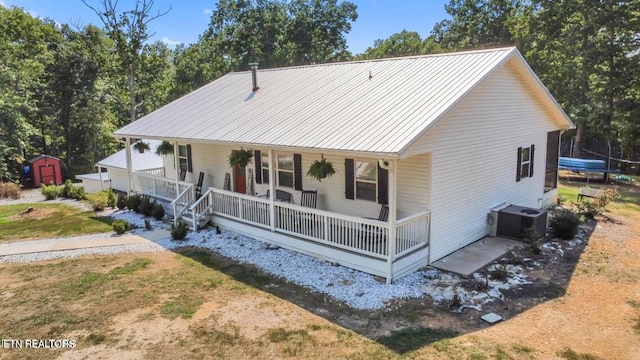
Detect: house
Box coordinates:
(113, 47, 574, 282)
(76, 140, 164, 193)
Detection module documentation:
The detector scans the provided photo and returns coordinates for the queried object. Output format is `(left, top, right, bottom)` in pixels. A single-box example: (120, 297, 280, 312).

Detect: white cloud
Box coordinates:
(204, 8, 213, 15)
(161, 36, 181, 47)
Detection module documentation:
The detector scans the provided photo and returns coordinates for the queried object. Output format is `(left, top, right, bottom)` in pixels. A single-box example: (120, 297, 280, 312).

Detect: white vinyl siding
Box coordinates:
(406, 61, 560, 261)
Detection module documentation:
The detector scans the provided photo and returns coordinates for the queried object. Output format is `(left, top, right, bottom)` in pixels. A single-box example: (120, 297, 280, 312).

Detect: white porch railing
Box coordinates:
(139, 167, 165, 177)
(188, 188, 215, 230)
(172, 184, 195, 224)
(131, 171, 191, 201)
(208, 188, 429, 260)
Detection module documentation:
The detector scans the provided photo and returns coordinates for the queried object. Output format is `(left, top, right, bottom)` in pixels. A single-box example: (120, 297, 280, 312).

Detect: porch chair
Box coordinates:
(264, 189, 292, 203)
(179, 168, 187, 181)
(194, 172, 205, 198)
(361, 204, 389, 252)
(300, 190, 318, 208)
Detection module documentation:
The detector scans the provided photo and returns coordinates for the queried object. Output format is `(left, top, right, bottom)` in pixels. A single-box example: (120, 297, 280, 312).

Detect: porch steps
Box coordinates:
(180, 210, 210, 231)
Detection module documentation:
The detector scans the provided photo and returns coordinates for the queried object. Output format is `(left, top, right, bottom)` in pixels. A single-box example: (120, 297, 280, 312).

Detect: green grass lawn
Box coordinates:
(558, 179, 640, 214)
(0, 203, 113, 242)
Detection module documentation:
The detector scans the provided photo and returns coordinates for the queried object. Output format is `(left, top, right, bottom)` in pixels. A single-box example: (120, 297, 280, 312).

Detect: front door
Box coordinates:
(39, 165, 56, 186)
(234, 164, 246, 194)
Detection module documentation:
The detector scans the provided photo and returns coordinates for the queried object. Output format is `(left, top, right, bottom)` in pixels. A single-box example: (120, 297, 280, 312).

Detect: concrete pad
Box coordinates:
(0, 234, 151, 256)
(139, 229, 171, 241)
(431, 237, 522, 277)
(481, 312, 503, 323)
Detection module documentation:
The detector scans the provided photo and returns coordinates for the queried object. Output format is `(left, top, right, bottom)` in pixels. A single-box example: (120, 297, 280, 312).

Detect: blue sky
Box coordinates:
(1, 0, 450, 54)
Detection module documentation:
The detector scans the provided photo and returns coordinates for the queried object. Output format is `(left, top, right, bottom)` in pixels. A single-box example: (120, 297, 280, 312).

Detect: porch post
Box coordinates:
(98, 166, 104, 191)
(386, 159, 398, 284)
(125, 137, 133, 195)
(173, 141, 180, 196)
(268, 148, 276, 231)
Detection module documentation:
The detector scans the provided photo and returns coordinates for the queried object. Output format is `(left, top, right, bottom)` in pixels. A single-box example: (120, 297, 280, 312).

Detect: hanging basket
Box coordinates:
(133, 141, 150, 153)
(155, 141, 174, 155)
(307, 157, 336, 182)
(228, 148, 253, 168)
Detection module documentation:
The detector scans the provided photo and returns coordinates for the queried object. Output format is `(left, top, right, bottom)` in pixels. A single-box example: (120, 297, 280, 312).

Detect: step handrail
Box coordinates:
(188, 188, 214, 230)
(171, 184, 194, 224)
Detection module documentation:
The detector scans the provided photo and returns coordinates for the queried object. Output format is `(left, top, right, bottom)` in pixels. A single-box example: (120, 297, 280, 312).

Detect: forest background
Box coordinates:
(1, 0, 638, 181)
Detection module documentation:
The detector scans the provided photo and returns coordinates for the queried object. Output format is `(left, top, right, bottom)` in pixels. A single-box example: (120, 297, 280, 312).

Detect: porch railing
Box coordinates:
(188, 188, 215, 230)
(131, 171, 191, 201)
(208, 188, 429, 260)
(171, 184, 194, 223)
(139, 167, 165, 177)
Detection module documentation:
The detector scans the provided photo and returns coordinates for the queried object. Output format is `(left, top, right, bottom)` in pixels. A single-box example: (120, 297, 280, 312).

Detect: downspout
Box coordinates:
(125, 138, 133, 195)
(381, 159, 397, 284)
(268, 148, 276, 232)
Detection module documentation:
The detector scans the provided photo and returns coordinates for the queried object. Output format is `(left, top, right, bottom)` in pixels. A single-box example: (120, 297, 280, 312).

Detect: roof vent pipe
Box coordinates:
(250, 63, 259, 92)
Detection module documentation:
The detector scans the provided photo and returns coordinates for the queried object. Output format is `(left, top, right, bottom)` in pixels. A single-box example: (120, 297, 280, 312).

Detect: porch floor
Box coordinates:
(431, 236, 523, 277)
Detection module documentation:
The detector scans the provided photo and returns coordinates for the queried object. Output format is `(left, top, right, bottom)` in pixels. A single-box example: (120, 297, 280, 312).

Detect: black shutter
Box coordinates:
(187, 144, 193, 172)
(516, 147, 522, 182)
(529, 144, 535, 177)
(294, 153, 302, 191)
(345, 158, 354, 199)
(254, 150, 262, 184)
(377, 162, 389, 205)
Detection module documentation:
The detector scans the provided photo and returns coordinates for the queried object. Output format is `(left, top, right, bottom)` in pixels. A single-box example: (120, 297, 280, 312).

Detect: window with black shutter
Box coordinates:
(516, 144, 535, 182)
(344, 158, 387, 203)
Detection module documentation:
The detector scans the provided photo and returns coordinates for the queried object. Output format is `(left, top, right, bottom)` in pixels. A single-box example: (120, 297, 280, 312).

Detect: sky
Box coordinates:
(0, 0, 450, 54)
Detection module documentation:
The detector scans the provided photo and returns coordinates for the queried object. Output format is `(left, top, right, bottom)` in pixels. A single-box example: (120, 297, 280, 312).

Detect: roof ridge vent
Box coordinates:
(250, 63, 259, 92)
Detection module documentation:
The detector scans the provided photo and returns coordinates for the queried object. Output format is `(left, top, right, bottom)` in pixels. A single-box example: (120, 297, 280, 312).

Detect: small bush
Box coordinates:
(112, 220, 130, 234)
(171, 222, 189, 240)
(116, 194, 127, 210)
(549, 209, 581, 240)
(151, 202, 165, 220)
(106, 190, 117, 208)
(0, 182, 20, 199)
(68, 185, 87, 200)
(126, 194, 142, 213)
(61, 180, 74, 198)
(86, 191, 110, 211)
(41, 184, 61, 200)
(489, 266, 509, 280)
(144, 219, 152, 230)
(139, 196, 153, 216)
(576, 200, 599, 220)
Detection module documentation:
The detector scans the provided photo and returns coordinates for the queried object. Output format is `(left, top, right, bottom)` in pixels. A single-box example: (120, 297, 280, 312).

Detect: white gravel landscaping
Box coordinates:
(0, 209, 533, 311)
(113, 211, 530, 310)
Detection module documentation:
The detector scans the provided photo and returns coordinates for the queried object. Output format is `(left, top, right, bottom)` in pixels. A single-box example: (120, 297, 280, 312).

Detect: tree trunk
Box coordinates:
(573, 124, 584, 158)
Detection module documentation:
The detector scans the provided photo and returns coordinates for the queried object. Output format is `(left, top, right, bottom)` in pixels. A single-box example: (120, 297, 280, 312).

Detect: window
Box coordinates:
(277, 154, 294, 188)
(345, 158, 388, 204)
(355, 160, 377, 201)
(178, 145, 188, 171)
(261, 152, 270, 184)
(516, 144, 535, 182)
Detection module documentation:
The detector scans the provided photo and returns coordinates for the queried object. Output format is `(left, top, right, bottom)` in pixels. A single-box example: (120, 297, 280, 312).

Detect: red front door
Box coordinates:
(234, 164, 246, 194)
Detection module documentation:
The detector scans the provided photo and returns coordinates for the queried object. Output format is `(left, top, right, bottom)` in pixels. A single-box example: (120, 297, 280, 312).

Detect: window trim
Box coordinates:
(178, 144, 192, 172)
(277, 153, 294, 188)
(355, 159, 378, 202)
(261, 152, 270, 184)
(516, 144, 535, 182)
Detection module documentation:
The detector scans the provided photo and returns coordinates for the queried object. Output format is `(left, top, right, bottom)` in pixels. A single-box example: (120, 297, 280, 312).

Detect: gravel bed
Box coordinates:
(0, 209, 531, 310)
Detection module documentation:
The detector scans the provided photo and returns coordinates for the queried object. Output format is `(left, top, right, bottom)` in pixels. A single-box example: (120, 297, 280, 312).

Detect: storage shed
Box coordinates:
(29, 155, 63, 187)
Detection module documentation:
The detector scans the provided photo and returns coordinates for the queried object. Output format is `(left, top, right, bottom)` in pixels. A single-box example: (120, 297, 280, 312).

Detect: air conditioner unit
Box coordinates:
(487, 203, 508, 237)
(497, 205, 547, 240)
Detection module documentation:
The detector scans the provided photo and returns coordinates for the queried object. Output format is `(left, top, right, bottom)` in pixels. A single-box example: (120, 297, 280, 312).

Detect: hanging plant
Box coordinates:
(133, 141, 150, 153)
(228, 148, 253, 168)
(155, 140, 174, 155)
(307, 156, 336, 182)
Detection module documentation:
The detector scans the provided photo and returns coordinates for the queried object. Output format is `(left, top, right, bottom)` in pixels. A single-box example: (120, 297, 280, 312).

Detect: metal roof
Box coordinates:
(97, 139, 163, 170)
(115, 47, 573, 156)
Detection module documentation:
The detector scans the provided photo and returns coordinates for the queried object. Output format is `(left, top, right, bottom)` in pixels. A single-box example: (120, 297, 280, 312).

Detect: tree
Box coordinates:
(356, 30, 442, 60)
(82, 0, 171, 124)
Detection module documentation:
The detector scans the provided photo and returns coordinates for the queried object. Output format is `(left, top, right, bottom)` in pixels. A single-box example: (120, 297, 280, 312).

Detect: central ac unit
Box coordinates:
(497, 205, 547, 240)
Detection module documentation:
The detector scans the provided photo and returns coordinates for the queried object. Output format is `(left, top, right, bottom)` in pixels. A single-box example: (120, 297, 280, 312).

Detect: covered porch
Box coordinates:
(128, 169, 431, 283)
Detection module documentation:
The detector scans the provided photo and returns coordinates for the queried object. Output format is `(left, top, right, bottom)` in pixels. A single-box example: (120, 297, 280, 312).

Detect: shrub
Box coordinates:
(0, 182, 20, 199)
(575, 200, 599, 220)
(116, 194, 127, 210)
(549, 209, 581, 240)
(144, 219, 152, 230)
(126, 194, 142, 213)
(112, 220, 130, 234)
(106, 190, 117, 208)
(41, 184, 61, 200)
(68, 185, 87, 200)
(171, 222, 189, 240)
(151, 202, 165, 220)
(61, 180, 74, 198)
(86, 191, 109, 211)
(139, 196, 153, 216)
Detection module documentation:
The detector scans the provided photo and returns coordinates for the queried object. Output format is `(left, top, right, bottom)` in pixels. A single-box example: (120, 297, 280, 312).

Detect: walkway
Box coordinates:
(431, 236, 523, 276)
(0, 230, 169, 256)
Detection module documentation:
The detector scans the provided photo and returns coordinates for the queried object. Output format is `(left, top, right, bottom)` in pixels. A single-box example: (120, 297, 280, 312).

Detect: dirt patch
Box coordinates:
(7, 207, 56, 221)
